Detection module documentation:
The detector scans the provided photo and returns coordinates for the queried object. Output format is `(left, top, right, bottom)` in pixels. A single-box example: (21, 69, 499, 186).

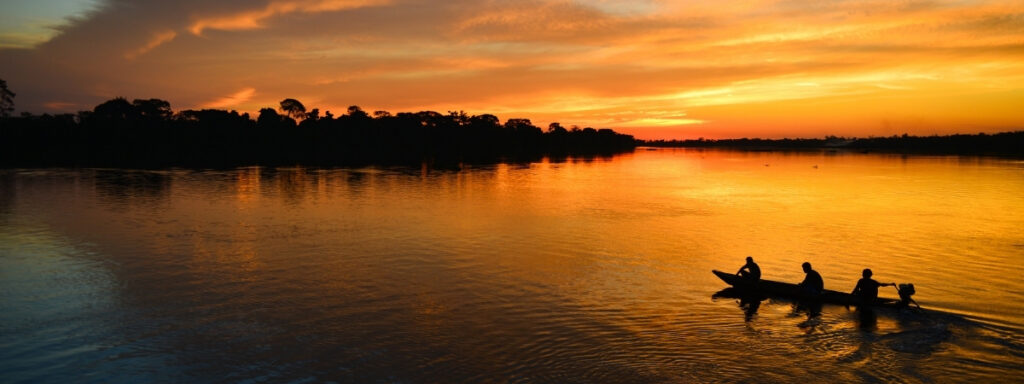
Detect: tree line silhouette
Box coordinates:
(642, 132, 1024, 156)
(3, 79, 1020, 166)
(0, 94, 636, 168)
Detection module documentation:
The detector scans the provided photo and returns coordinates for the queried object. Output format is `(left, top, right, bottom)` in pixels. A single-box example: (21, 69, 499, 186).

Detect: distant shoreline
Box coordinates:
(639, 131, 1024, 157)
(2, 95, 1021, 168)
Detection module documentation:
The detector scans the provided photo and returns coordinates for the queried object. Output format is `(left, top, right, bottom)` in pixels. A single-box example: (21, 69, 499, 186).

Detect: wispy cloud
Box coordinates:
(0, 32, 49, 49)
(43, 101, 80, 110)
(189, 0, 390, 35)
(202, 87, 257, 109)
(124, 30, 177, 60)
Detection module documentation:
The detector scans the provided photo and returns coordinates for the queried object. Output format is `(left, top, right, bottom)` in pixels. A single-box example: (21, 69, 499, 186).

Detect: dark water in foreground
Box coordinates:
(1, 149, 1023, 383)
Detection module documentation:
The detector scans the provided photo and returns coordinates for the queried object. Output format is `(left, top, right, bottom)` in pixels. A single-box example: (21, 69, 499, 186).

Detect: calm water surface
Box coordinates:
(1, 149, 1023, 383)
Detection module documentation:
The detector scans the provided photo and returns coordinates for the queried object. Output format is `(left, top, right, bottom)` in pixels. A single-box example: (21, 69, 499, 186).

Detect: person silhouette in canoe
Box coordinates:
(851, 268, 895, 304)
(736, 256, 761, 282)
(799, 262, 823, 295)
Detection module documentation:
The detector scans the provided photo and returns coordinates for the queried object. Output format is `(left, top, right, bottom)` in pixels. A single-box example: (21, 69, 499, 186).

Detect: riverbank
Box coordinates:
(641, 131, 1024, 157)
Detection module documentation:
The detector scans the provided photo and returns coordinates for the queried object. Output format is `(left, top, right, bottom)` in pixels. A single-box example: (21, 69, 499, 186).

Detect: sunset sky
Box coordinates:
(1, 0, 1022, 139)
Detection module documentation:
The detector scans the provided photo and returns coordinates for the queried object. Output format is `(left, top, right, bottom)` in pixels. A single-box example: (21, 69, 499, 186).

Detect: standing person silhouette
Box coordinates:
(736, 256, 761, 282)
(851, 268, 895, 304)
(798, 262, 823, 295)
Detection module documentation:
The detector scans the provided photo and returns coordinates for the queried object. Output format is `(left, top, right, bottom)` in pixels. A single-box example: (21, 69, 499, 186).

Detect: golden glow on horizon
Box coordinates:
(1, 0, 1022, 139)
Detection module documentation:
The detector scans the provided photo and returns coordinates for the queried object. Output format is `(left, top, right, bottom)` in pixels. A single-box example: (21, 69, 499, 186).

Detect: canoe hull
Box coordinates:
(712, 270, 906, 308)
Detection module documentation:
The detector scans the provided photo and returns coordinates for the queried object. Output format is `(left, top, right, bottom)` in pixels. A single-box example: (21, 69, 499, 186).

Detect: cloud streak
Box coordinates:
(201, 87, 257, 109)
(188, 0, 390, 35)
(124, 30, 177, 59)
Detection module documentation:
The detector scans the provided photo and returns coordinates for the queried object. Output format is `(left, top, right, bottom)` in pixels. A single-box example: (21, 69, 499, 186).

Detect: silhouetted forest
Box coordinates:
(642, 132, 1024, 156)
(0, 96, 636, 168)
(3, 78, 1020, 167)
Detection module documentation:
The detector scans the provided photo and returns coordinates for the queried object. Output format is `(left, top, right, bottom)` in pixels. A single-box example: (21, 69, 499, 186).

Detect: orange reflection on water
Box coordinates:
(5, 153, 1023, 381)
(235, 166, 261, 207)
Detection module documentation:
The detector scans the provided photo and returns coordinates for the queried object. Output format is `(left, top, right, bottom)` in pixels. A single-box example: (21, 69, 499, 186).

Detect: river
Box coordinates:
(1, 148, 1022, 383)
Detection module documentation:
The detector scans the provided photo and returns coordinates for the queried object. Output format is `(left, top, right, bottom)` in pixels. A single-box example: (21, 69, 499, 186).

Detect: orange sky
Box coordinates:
(1, 0, 1023, 139)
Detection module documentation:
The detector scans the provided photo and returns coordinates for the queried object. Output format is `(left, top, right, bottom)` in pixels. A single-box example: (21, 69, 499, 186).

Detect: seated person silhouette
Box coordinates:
(736, 256, 761, 282)
(798, 262, 823, 296)
(851, 268, 895, 304)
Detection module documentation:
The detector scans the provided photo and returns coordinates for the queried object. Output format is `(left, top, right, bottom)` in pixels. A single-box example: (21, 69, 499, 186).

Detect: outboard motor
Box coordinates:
(897, 283, 919, 308)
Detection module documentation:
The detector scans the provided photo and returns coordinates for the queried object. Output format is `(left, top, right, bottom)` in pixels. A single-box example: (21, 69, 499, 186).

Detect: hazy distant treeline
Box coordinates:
(0, 97, 636, 168)
(642, 132, 1024, 156)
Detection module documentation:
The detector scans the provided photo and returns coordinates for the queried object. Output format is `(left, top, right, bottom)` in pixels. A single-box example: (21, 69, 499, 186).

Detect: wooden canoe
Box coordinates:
(712, 270, 908, 308)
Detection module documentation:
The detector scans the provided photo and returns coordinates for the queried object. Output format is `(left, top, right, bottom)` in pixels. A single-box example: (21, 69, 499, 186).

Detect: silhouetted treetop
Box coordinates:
(279, 98, 306, 121)
(347, 105, 370, 119)
(0, 79, 14, 118)
(548, 122, 567, 134)
(93, 97, 135, 121)
(470, 114, 499, 127)
(133, 99, 172, 121)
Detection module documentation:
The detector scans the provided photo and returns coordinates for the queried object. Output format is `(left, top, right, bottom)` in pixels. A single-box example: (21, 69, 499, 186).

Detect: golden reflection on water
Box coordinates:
(235, 166, 261, 206)
(73, 151, 1024, 328)
(3, 150, 1022, 382)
